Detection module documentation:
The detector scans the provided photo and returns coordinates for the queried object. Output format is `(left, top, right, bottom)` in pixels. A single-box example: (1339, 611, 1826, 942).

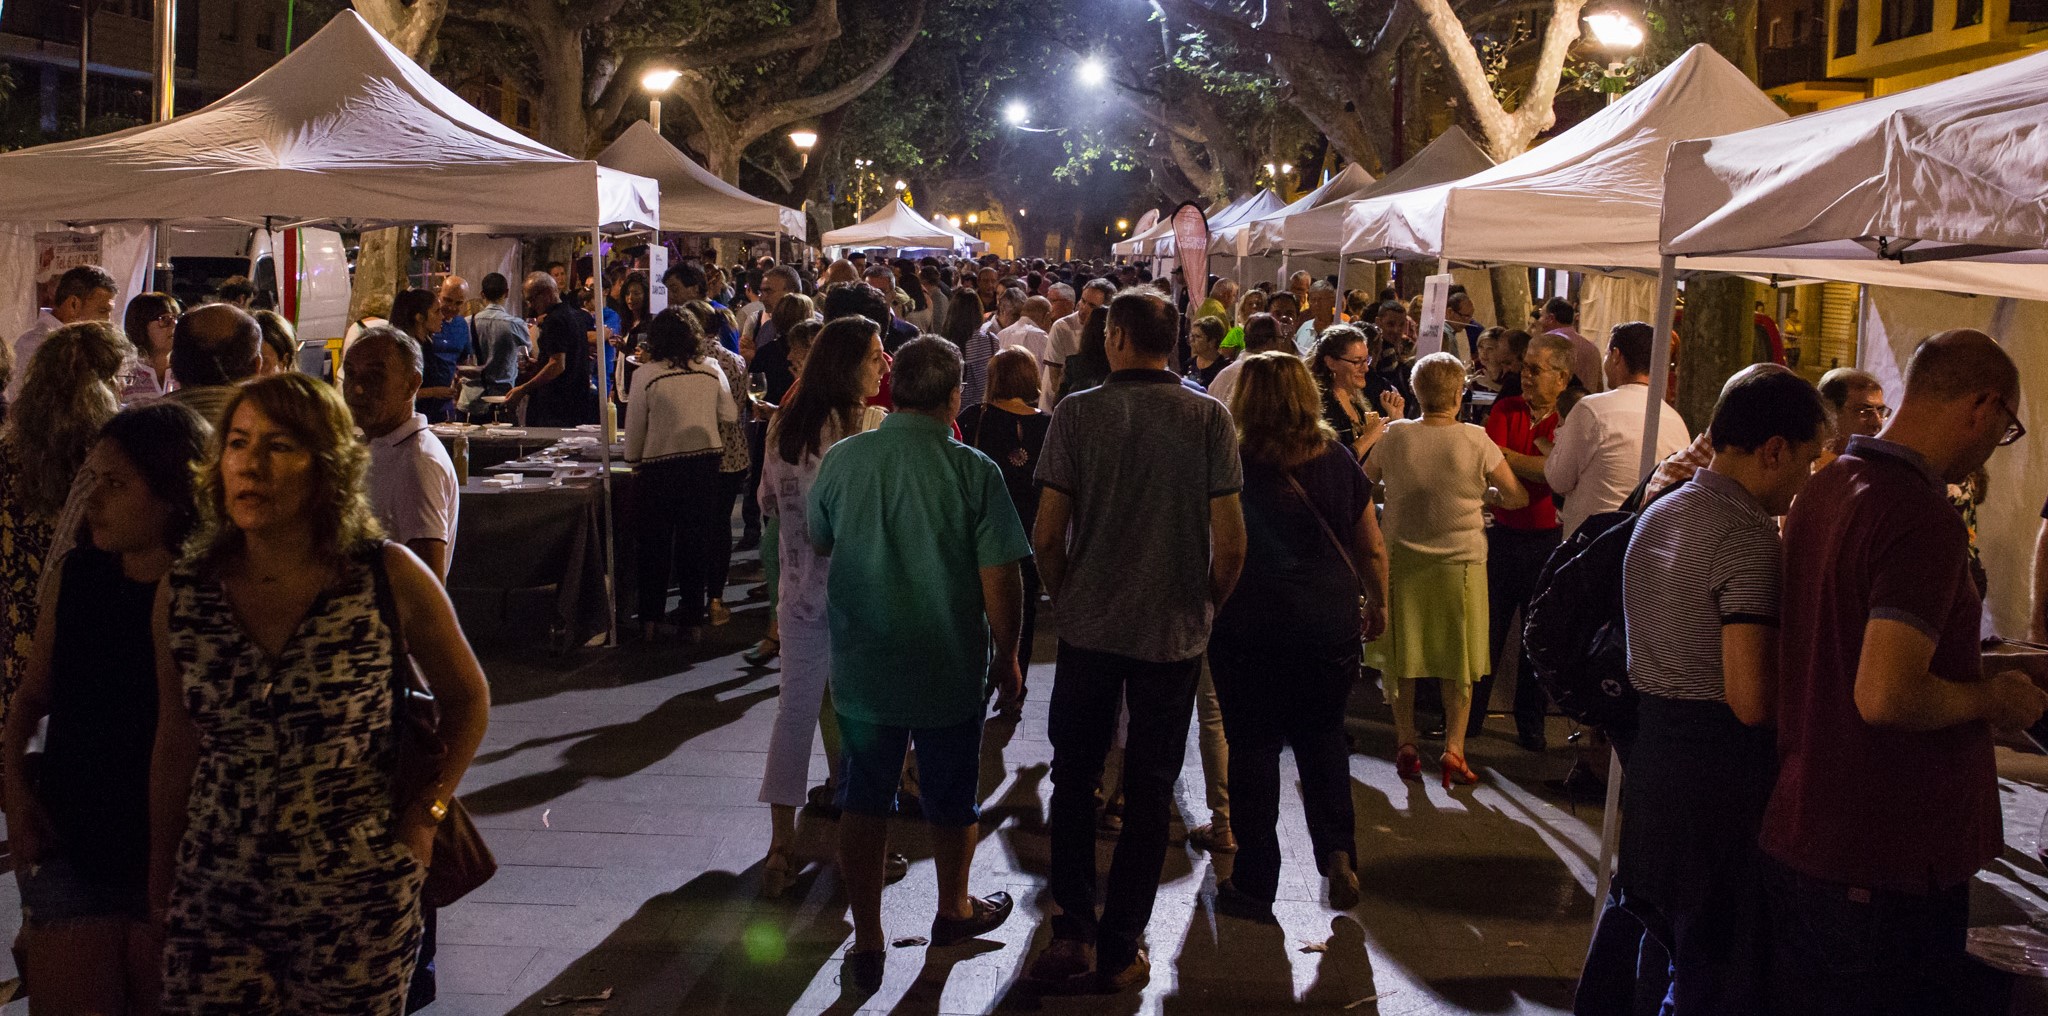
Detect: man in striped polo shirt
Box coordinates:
(1597, 365, 1827, 1012)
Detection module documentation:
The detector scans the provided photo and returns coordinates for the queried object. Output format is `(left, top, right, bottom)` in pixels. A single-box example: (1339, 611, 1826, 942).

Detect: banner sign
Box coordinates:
(34, 231, 102, 309)
(1415, 273, 1453, 359)
(648, 244, 670, 314)
(1171, 201, 1211, 310)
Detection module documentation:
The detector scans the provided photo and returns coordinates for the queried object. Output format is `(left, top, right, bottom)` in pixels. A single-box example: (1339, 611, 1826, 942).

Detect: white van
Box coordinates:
(164, 226, 352, 375)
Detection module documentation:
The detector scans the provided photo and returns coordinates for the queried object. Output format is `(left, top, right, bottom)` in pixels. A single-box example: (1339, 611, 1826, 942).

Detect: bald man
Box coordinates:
(1766, 329, 2046, 1012)
(167, 304, 264, 426)
(417, 275, 471, 421)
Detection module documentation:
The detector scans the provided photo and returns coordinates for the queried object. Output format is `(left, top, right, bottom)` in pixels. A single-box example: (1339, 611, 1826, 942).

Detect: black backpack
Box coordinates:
(1521, 483, 1658, 736)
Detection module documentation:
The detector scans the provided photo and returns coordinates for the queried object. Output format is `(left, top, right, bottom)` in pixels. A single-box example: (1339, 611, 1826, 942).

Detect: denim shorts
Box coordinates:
(19, 855, 142, 924)
(835, 713, 984, 827)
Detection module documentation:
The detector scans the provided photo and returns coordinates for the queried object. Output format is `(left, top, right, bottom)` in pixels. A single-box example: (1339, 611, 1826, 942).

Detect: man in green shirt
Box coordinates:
(808, 335, 1032, 993)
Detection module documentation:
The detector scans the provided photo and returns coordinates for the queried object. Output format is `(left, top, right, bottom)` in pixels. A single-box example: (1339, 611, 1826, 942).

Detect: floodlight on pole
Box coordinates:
(1077, 56, 1108, 88)
(1003, 100, 1031, 127)
(1583, 5, 1644, 104)
(789, 128, 818, 169)
(641, 68, 681, 133)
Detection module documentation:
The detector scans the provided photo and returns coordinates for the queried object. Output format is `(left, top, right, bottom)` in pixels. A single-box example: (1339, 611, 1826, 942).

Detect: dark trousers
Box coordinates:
(1019, 558, 1041, 675)
(1047, 641, 1201, 968)
(1208, 634, 1359, 903)
(1763, 857, 1974, 1016)
(634, 455, 722, 626)
(741, 419, 766, 537)
(405, 906, 437, 1013)
(1576, 888, 1673, 1016)
(1471, 525, 1561, 738)
(706, 468, 746, 600)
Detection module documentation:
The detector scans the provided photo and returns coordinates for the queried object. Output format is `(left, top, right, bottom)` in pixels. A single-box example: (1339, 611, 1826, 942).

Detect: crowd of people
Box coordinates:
(0, 245, 2041, 1015)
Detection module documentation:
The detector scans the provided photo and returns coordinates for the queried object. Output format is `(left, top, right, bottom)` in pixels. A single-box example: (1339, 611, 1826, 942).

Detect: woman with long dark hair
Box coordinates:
(624, 309, 739, 642)
(1054, 306, 1110, 404)
(943, 288, 991, 404)
(120, 293, 180, 403)
(897, 262, 933, 332)
(4, 400, 207, 1013)
(957, 346, 1049, 718)
(755, 316, 887, 895)
(149, 374, 489, 1013)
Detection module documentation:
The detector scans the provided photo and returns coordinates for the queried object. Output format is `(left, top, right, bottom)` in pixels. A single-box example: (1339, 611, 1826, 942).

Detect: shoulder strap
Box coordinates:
(1281, 470, 1360, 584)
(364, 541, 409, 662)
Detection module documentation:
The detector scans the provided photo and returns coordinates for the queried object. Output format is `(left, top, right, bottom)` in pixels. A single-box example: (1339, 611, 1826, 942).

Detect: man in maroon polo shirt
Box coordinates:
(1766, 329, 2047, 1014)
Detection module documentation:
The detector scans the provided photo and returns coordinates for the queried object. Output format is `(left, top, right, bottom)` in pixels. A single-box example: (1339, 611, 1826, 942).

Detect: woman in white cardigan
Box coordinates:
(624, 309, 738, 642)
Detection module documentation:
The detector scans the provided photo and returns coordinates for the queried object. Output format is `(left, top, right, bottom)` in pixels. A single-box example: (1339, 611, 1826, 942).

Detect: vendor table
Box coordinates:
(447, 476, 611, 648)
(431, 424, 623, 472)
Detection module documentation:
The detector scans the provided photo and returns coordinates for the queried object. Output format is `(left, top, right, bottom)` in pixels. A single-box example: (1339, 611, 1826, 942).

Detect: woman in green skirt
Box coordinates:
(1365, 352, 1528, 788)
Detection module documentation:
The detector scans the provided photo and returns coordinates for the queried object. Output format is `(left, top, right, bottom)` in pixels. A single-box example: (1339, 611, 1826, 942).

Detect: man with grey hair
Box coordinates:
(808, 334, 1030, 993)
(1000, 294, 1054, 366)
(1044, 279, 1114, 410)
(511, 270, 595, 426)
(344, 325, 460, 582)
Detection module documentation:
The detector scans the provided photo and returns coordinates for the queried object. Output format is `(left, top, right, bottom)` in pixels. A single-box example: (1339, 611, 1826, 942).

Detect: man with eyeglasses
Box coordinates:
(1816, 366, 1889, 470)
(1766, 328, 2042, 1013)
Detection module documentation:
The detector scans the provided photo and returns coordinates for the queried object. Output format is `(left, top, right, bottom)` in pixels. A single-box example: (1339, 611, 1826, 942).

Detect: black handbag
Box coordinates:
(366, 543, 496, 908)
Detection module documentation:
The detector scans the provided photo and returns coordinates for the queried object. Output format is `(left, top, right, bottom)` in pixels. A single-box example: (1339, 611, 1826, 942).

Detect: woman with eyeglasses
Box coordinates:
(121, 294, 181, 404)
(1311, 325, 1401, 461)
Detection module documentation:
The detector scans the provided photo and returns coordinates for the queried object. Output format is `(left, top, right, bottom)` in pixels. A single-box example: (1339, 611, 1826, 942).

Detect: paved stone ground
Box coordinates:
(8, 548, 2048, 1014)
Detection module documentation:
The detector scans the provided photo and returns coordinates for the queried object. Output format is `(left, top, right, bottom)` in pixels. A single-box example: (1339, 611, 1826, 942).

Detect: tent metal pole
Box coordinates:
(592, 226, 619, 649)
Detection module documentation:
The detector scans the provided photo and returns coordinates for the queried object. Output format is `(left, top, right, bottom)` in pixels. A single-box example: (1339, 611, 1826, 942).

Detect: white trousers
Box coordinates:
(758, 621, 837, 807)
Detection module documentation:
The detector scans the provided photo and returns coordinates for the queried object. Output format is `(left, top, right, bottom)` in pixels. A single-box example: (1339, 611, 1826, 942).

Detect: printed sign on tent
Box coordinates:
(1415, 274, 1453, 359)
(1171, 202, 1211, 310)
(33, 231, 102, 309)
(648, 245, 670, 314)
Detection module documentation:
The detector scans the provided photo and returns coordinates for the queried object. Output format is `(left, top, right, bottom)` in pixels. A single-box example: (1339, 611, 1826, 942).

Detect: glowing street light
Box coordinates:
(1077, 56, 1108, 88)
(1584, 5, 1645, 104)
(641, 68, 682, 133)
(894, 179, 907, 191)
(1116, 218, 1130, 232)
(788, 129, 817, 169)
(967, 213, 978, 225)
(1003, 100, 1030, 127)
(949, 216, 963, 228)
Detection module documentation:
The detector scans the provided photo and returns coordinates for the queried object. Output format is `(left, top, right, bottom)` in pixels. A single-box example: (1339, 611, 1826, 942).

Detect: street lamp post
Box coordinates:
(788, 129, 817, 170)
(641, 68, 682, 133)
(1583, 5, 1645, 105)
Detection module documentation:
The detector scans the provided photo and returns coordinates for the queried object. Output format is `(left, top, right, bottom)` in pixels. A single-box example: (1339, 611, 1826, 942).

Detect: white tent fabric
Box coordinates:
(596, 121, 804, 239)
(820, 198, 958, 251)
(1661, 48, 2048, 266)
(1120, 198, 1229, 258)
(1282, 128, 1496, 256)
(936, 217, 989, 252)
(1166, 191, 1283, 258)
(0, 11, 658, 235)
(1234, 163, 1374, 256)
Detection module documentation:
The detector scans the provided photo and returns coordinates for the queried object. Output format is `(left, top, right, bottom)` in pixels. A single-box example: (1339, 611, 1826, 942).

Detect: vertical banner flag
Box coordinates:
(1171, 201, 1211, 310)
(648, 245, 670, 314)
(1416, 273, 1453, 358)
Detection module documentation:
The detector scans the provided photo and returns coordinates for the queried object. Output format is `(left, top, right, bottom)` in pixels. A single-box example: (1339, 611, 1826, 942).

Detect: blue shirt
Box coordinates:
(809, 412, 1032, 728)
(419, 315, 470, 420)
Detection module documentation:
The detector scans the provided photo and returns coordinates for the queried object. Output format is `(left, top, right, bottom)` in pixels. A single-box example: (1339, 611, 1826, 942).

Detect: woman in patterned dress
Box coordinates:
(0, 321, 130, 776)
(147, 374, 490, 1014)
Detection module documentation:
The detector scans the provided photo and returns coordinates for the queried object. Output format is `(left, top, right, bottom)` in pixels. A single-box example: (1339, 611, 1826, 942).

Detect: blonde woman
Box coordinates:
(149, 374, 489, 1013)
(1364, 353, 1527, 788)
(1212, 352, 1388, 914)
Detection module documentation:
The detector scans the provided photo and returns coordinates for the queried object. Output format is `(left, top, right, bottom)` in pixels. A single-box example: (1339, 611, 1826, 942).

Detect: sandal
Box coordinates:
(742, 638, 780, 666)
(1395, 743, 1423, 781)
(1440, 750, 1478, 789)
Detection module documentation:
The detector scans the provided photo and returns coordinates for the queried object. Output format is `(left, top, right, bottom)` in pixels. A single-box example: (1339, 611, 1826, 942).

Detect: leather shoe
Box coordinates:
(842, 949, 883, 994)
(929, 890, 1014, 946)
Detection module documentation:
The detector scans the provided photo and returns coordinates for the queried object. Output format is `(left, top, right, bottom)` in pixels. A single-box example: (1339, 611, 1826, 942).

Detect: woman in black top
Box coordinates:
(1311, 325, 1399, 460)
(957, 346, 1050, 718)
(1210, 352, 1389, 916)
(1054, 306, 1111, 405)
(2, 400, 208, 1013)
(1188, 314, 1235, 390)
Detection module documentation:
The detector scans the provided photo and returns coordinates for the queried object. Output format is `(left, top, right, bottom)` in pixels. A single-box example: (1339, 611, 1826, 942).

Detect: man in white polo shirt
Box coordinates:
(343, 326, 460, 581)
(1545, 321, 1690, 537)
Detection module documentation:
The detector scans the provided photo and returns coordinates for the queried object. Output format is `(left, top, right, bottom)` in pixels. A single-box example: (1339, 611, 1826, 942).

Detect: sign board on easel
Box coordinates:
(1415, 273, 1453, 359)
(648, 245, 670, 314)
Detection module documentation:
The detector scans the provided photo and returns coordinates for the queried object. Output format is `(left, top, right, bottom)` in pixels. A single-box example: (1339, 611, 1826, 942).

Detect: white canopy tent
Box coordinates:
(936, 217, 990, 253)
(820, 198, 959, 253)
(0, 11, 657, 237)
(1281, 128, 1494, 257)
(1660, 47, 2048, 270)
(1115, 197, 1228, 259)
(595, 120, 805, 240)
(1234, 163, 1374, 257)
(0, 10, 665, 647)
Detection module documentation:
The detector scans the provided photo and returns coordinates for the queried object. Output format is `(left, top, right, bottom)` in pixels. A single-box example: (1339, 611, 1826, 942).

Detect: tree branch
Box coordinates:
(736, 0, 926, 148)
(673, 0, 845, 70)
(1507, 0, 1586, 147)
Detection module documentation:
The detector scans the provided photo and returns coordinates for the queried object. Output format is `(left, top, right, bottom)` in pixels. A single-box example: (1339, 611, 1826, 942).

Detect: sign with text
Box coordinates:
(33, 231, 102, 309)
(1415, 273, 1453, 359)
(648, 245, 670, 314)
(1170, 201, 1211, 310)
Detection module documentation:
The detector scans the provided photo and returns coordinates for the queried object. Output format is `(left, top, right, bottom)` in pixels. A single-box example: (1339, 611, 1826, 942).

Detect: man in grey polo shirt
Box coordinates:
(1025, 287, 1246, 993)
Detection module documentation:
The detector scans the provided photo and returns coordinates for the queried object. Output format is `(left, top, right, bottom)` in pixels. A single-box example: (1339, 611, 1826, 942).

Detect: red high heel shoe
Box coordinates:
(1440, 750, 1478, 789)
(1395, 743, 1423, 781)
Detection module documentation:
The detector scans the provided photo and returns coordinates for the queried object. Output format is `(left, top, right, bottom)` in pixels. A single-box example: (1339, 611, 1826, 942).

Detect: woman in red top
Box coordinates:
(1472, 332, 1572, 751)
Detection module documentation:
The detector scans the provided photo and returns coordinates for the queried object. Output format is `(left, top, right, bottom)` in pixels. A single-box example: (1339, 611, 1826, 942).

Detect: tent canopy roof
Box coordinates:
(1234, 163, 1376, 255)
(820, 198, 959, 251)
(1661, 47, 2048, 264)
(0, 11, 657, 233)
(1117, 197, 1228, 257)
(1280, 129, 1495, 256)
(1158, 191, 1283, 257)
(596, 121, 804, 239)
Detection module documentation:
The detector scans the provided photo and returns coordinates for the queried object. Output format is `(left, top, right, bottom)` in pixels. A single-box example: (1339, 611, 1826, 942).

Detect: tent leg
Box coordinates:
(1638, 254, 1678, 478)
(593, 226, 619, 650)
(1335, 258, 1347, 300)
(1279, 252, 1289, 291)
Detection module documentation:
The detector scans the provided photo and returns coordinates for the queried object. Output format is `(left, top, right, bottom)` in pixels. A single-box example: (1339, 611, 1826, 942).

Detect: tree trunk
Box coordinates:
(1490, 266, 1532, 333)
(351, 228, 407, 321)
(529, 26, 592, 158)
(1674, 275, 1753, 433)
